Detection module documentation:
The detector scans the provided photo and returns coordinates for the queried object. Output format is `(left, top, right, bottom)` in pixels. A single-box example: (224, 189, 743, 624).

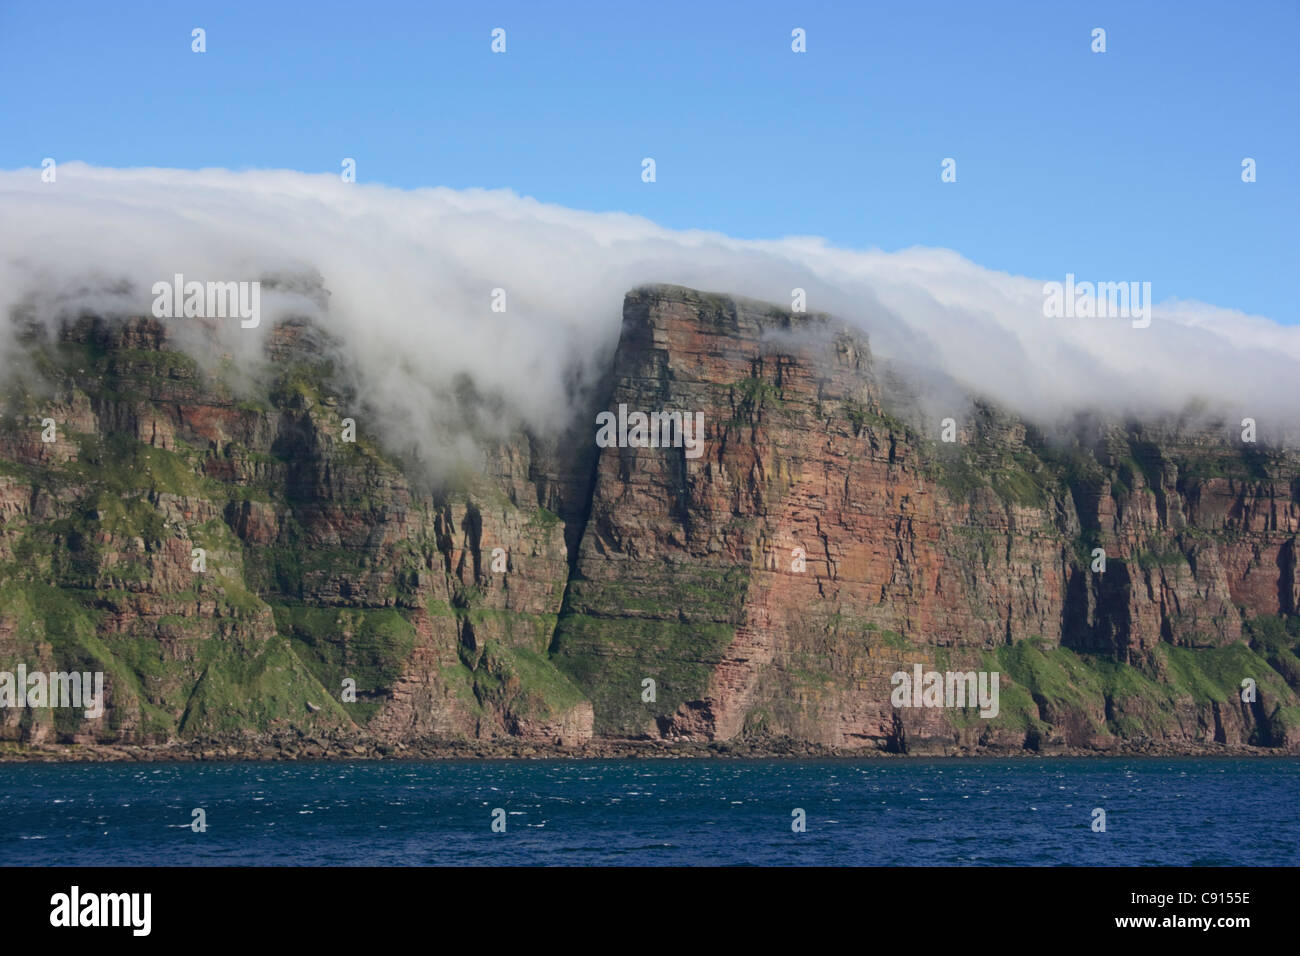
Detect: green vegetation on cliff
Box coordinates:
(1, 297, 1298, 755)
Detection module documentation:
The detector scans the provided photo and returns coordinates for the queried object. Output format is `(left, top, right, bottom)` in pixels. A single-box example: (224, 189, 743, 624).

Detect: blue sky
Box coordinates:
(1, 0, 1296, 322)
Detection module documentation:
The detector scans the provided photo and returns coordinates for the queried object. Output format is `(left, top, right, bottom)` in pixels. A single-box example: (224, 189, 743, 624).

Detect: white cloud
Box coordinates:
(2, 162, 1296, 462)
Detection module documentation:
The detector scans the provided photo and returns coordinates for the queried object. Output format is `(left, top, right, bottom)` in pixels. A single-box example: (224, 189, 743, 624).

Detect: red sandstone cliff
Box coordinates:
(1, 286, 1297, 755)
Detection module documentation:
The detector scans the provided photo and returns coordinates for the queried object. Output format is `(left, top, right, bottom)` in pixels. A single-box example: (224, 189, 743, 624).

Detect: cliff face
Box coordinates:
(0, 316, 593, 748)
(553, 287, 1300, 752)
(2, 286, 1298, 754)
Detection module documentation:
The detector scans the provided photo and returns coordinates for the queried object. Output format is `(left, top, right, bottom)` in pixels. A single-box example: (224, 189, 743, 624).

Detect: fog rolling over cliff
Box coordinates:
(3, 164, 1300, 469)
(1, 167, 1298, 757)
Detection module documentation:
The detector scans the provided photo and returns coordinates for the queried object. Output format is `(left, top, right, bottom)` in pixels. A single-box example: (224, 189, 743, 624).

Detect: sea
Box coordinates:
(2, 757, 1296, 866)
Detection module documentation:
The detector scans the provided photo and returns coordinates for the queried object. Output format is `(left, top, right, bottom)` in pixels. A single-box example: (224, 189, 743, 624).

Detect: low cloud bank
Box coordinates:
(2, 163, 1296, 460)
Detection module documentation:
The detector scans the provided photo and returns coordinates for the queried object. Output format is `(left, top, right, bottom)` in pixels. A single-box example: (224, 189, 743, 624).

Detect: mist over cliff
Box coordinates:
(3, 163, 1298, 462)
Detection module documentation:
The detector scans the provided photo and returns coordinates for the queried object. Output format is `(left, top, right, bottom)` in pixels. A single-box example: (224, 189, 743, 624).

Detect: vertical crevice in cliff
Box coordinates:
(463, 502, 483, 582)
(1278, 538, 1297, 615)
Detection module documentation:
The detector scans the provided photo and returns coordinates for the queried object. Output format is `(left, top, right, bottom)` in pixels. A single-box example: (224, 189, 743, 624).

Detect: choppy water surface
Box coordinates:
(2, 757, 1295, 865)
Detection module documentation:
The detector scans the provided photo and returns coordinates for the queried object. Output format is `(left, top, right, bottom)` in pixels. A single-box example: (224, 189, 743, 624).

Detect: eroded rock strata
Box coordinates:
(2, 285, 1297, 757)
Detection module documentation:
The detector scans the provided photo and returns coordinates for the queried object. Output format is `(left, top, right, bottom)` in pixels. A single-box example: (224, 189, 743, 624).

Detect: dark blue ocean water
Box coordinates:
(1, 758, 1296, 866)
